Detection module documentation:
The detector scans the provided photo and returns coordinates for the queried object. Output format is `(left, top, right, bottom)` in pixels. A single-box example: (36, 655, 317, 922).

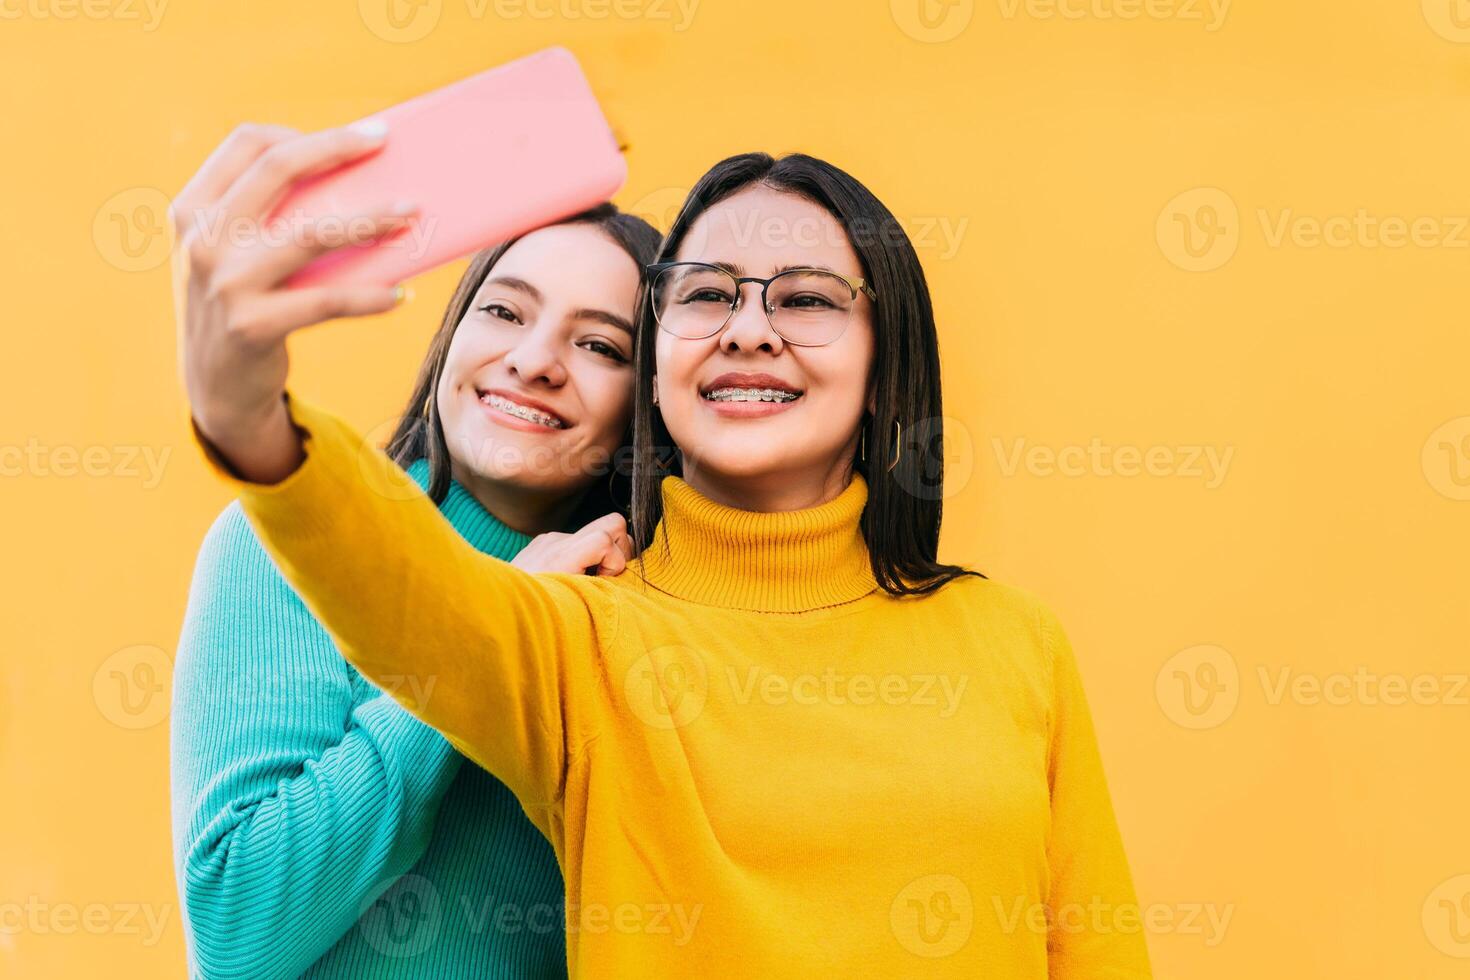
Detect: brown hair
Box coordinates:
(385, 203, 661, 525)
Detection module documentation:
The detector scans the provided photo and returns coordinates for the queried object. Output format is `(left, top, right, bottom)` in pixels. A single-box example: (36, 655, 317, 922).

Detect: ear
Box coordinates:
(651, 373, 659, 406)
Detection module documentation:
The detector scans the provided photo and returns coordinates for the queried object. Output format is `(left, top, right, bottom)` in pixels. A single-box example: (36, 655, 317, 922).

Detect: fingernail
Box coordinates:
(349, 118, 389, 141)
(393, 285, 412, 304)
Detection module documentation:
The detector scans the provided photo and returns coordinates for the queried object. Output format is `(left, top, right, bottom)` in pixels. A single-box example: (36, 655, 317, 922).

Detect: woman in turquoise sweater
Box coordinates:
(169, 124, 659, 979)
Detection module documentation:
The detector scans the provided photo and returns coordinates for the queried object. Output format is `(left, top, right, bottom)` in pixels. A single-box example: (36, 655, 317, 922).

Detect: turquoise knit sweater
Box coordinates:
(170, 460, 567, 980)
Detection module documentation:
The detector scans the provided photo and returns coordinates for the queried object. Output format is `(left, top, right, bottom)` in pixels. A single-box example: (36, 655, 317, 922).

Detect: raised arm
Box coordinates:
(171, 123, 617, 810)
(1039, 606, 1154, 979)
(171, 505, 465, 980)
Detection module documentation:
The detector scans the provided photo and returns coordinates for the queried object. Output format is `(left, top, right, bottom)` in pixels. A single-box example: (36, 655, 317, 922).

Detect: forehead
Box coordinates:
(676, 184, 862, 277)
(480, 223, 635, 291)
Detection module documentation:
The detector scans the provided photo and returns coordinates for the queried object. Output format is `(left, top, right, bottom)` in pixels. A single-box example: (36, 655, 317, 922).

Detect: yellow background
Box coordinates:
(3, 0, 1469, 975)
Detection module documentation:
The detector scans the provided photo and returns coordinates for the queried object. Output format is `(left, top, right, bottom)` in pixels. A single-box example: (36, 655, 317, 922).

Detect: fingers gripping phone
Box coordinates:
(279, 47, 627, 288)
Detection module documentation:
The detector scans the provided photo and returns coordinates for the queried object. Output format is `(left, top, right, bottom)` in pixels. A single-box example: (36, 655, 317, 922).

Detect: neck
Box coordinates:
(680, 454, 857, 514)
(449, 460, 585, 537)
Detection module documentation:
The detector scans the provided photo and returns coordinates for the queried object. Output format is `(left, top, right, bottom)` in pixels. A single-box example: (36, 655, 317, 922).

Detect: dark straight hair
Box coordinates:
(385, 203, 661, 527)
(630, 152, 982, 596)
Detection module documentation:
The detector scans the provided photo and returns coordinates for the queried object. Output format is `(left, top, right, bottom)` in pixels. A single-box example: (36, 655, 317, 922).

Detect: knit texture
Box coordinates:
(170, 459, 567, 980)
(204, 396, 1153, 979)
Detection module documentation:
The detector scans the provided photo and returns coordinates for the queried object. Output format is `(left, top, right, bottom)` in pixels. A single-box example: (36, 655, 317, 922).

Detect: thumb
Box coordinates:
(594, 529, 633, 577)
(565, 512, 628, 573)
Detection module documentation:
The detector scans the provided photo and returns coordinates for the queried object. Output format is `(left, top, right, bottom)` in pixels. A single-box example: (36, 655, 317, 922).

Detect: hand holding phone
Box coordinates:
(173, 47, 627, 484)
(280, 46, 628, 287)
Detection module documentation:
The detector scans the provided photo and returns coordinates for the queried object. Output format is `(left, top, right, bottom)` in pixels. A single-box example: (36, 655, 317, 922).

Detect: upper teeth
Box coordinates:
(482, 393, 565, 428)
(704, 387, 799, 403)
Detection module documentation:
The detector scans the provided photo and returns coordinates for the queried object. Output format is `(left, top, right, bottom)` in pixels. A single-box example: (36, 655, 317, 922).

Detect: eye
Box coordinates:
(477, 302, 523, 324)
(578, 338, 629, 364)
(681, 288, 733, 305)
(783, 292, 837, 310)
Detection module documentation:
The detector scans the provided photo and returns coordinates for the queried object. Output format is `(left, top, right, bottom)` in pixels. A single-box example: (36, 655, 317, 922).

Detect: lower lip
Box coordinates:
(700, 394, 802, 419)
(477, 395, 567, 434)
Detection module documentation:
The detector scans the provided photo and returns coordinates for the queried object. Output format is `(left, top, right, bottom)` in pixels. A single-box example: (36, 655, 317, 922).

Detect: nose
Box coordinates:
(503, 327, 569, 387)
(718, 281, 785, 355)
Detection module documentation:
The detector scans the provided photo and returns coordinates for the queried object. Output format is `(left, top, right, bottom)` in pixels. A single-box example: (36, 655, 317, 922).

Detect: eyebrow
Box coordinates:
(482, 276, 633, 336)
(573, 308, 635, 336)
(482, 275, 542, 302)
(704, 260, 843, 278)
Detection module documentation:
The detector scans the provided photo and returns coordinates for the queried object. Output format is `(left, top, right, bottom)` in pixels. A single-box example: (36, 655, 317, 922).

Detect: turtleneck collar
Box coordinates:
(405, 459, 533, 560)
(629, 473, 879, 613)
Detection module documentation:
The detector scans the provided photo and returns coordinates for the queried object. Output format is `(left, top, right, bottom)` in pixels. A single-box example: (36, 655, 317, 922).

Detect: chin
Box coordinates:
(681, 446, 790, 483)
(444, 422, 528, 483)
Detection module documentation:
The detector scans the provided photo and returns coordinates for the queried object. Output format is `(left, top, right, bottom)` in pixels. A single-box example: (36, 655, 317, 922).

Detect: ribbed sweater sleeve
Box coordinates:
(199, 396, 610, 817)
(1039, 604, 1153, 978)
(170, 502, 466, 980)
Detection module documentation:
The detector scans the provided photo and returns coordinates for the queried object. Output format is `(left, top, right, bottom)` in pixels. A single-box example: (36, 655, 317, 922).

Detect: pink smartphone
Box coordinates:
(280, 47, 627, 288)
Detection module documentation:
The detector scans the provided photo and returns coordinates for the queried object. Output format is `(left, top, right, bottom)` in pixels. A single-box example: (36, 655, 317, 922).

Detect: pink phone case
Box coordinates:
(280, 47, 627, 288)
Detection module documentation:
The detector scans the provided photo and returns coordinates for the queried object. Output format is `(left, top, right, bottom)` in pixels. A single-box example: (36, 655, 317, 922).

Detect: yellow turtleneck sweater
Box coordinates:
(201, 397, 1151, 979)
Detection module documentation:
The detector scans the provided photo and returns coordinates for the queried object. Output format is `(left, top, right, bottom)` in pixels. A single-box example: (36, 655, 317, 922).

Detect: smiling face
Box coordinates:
(436, 223, 639, 499)
(654, 184, 877, 508)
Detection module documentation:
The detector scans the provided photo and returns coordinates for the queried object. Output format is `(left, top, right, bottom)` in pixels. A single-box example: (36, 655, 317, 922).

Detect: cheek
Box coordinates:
(590, 372, 635, 440)
(435, 369, 470, 446)
(563, 359, 636, 450)
(444, 322, 519, 382)
(655, 334, 705, 397)
(809, 342, 872, 404)
(436, 332, 502, 425)
(828, 324, 876, 410)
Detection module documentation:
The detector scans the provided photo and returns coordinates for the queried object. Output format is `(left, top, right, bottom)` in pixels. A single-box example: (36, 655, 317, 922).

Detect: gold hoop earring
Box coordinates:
(859, 419, 902, 472)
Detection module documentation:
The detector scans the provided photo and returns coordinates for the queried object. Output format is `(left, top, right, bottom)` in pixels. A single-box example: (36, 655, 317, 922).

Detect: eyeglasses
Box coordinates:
(647, 261, 876, 348)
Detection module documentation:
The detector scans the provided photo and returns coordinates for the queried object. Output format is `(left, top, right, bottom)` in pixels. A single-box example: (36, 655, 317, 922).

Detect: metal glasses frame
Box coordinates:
(646, 261, 877, 347)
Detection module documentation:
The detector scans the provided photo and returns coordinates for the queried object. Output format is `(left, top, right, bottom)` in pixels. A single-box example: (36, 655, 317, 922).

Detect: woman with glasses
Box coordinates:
(177, 132, 1153, 977)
